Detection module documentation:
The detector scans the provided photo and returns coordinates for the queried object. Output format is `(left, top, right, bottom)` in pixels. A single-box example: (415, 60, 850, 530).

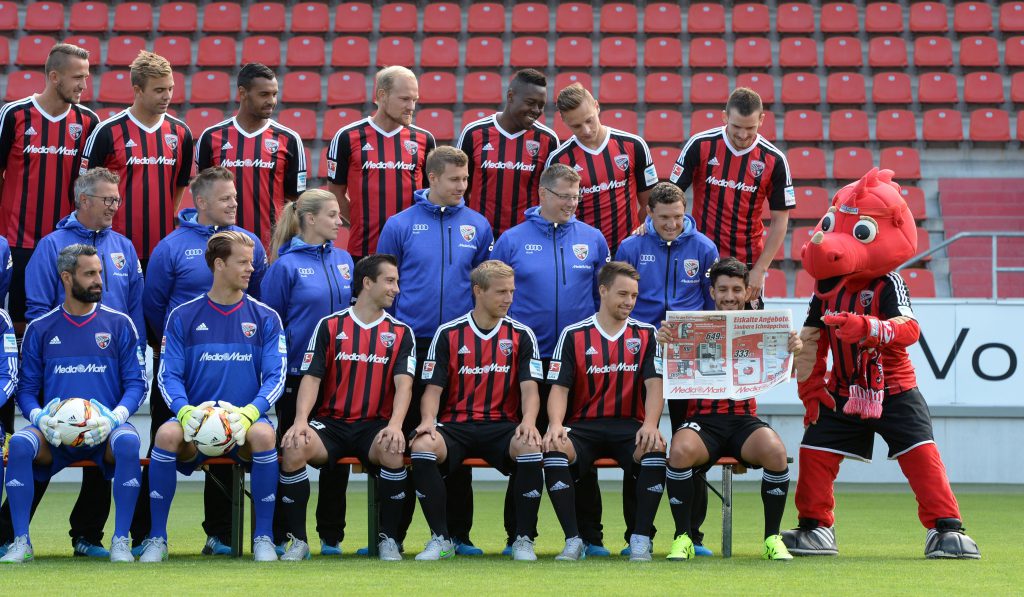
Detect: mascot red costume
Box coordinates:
(782, 168, 980, 559)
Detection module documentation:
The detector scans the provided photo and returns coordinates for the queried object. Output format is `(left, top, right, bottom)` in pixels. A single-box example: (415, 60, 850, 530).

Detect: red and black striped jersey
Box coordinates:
(669, 127, 794, 266)
(423, 313, 543, 424)
(804, 273, 918, 397)
(301, 307, 416, 423)
(82, 110, 194, 259)
(0, 97, 98, 249)
(457, 114, 559, 237)
(326, 117, 436, 258)
(545, 128, 657, 253)
(549, 315, 662, 423)
(196, 117, 307, 249)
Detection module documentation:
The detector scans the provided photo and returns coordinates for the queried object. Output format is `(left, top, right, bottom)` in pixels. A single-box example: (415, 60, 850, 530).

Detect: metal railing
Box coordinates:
(897, 231, 1024, 300)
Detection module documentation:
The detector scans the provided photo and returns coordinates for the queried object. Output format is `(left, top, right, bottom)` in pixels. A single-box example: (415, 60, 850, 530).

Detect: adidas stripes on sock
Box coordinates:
(148, 447, 179, 541)
(110, 427, 142, 538)
(250, 449, 279, 539)
(666, 466, 694, 538)
(513, 453, 543, 538)
(633, 452, 666, 537)
(762, 467, 790, 538)
(378, 466, 409, 540)
(410, 452, 448, 538)
(5, 431, 39, 539)
(278, 468, 310, 542)
(543, 451, 579, 539)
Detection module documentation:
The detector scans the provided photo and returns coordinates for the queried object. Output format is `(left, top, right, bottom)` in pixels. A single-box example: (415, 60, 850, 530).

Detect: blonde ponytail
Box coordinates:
(269, 189, 339, 263)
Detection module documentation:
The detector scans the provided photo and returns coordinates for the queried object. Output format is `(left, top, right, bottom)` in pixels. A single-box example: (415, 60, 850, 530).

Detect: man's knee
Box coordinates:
(154, 421, 184, 450)
(245, 423, 276, 451)
(668, 431, 704, 468)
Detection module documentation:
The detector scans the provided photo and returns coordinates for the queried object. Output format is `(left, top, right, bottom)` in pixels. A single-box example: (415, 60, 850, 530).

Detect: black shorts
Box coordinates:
(436, 420, 516, 476)
(310, 417, 387, 474)
(675, 414, 771, 467)
(801, 387, 935, 462)
(566, 418, 642, 478)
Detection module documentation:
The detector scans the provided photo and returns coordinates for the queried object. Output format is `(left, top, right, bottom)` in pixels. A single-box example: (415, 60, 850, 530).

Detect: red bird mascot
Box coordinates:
(782, 168, 980, 559)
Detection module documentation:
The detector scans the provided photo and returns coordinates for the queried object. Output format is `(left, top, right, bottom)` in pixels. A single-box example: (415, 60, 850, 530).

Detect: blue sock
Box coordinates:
(5, 431, 40, 540)
(148, 447, 178, 540)
(250, 449, 278, 540)
(110, 427, 142, 538)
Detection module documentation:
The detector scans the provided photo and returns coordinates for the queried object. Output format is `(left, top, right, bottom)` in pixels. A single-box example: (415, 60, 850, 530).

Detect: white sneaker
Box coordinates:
(415, 534, 454, 561)
(555, 536, 585, 561)
(0, 535, 33, 564)
(378, 534, 403, 561)
(629, 534, 653, 561)
(281, 534, 311, 561)
(110, 536, 134, 563)
(253, 535, 279, 562)
(512, 535, 537, 561)
(138, 537, 168, 563)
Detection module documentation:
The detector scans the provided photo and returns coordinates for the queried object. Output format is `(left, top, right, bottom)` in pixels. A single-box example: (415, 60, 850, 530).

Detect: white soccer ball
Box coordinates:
(192, 406, 238, 457)
(51, 398, 95, 448)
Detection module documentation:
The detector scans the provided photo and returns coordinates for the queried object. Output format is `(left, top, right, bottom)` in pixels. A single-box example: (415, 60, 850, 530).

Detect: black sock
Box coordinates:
(410, 452, 448, 538)
(377, 467, 409, 540)
(278, 468, 310, 542)
(513, 453, 543, 538)
(543, 451, 578, 539)
(666, 466, 694, 538)
(633, 452, 666, 537)
(761, 467, 790, 538)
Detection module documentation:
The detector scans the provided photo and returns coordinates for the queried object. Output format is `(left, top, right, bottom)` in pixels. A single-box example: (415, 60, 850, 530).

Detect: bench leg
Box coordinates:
(231, 464, 245, 558)
(721, 464, 733, 559)
(367, 474, 379, 557)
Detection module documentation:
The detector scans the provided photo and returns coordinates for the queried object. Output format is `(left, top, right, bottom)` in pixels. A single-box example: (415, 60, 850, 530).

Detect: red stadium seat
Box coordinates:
(552, 113, 571, 140)
(959, 36, 999, 68)
(1007, 37, 1024, 69)
(419, 72, 457, 105)
(159, 2, 196, 33)
(866, 3, 903, 34)
(880, 147, 922, 180)
(902, 269, 936, 298)
(555, 38, 593, 68)
(331, 37, 370, 68)
(334, 3, 372, 34)
(787, 147, 827, 181)
(1020, 112, 1024, 141)
(923, 109, 964, 142)
(781, 73, 821, 105)
(918, 73, 959, 104)
(830, 110, 870, 143)
(794, 269, 815, 297)
(468, 3, 504, 34)
(954, 2, 993, 34)
(914, 229, 931, 261)
(97, 70, 133, 104)
(465, 37, 503, 69)
(203, 3, 242, 34)
(152, 36, 190, 66)
(553, 72, 592, 96)
(0, 41, 12, 66)
(734, 37, 772, 69)
(969, 109, 1010, 142)
(377, 37, 414, 68)
(646, 73, 684, 105)
(873, 73, 913, 105)
(790, 227, 818, 262)
(602, 4, 637, 34)
(280, 72, 322, 104)
(190, 71, 231, 105)
(1001, 3, 1024, 33)
(645, 38, 682, 69)
(462, 109, 495, 128)
(899, 187, 927, 220)
(1013, 73, 1024, 104)
(644, 3, 681, 34)
(644, 110, 685, 144)
(25, 2, 64, 32)
(869, 37, 908, 69)
(94, 107, 126, 121)
(650, 147, 679, 180)
(760, 227, 785, 261)
(732, 3, 771, 34)
(4, 71, 45, 101)
(556, 3, 592, 34)
(603, 109, 638, 134)
(69, 2, 108, 33)
(821, 3, 859, 35)
(783, 110, 824, 142)
(964, 72, 1005, 104)
(463, 71, 503, 105)
(423, 3, 460, 34)
(833, 147, 875, 180)
(278, 108, 317, 141)
(777, 3, 815, 35)
(512, 4, 548, 34)
(599, 73, 638, 104)
(242, 36, 281, 68)
(0, 1, 17, 32)
(247, 3, 285, 33)
(291, 2, 329, 34)
(736, 73, 775, 104)
(824, 37, 863, 69)
(792, 186, 830, 220)
(112, 2, 151, 33)
(600, 37, 637, 68)
(875, 110, 918, 142)
(689, 110, 721, 136)
(420, 37, 459, 69)
(17, 35, 57, 67)
(827, 73, 866, 105)
(418, 108, 454, 141)
(689, 73, 729, 105)
(184, 108, 225, 134)
(379, 3, 417, 34)
(779, 38, 818, 69)
(510, 37, 548, 68)
(689, 38, 727, 69)
(316, 148, 331, 178)
(106, 36, 146, 68)
(910, 3, 948, 34)
(322, 108, 361, 141)
(688, 4, 725, 35)
(197, 36, 236, 68)
(327, 72, 367, 105)
(763, 268, 788, 298)
(759, 111, 778, 141)
(65, 35, 102, 64)
(914, 37, 954, 69)
(287, 37, 325, 69)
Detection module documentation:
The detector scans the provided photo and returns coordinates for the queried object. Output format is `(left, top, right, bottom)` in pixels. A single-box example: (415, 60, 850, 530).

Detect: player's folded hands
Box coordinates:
(82, 400, 128, 447)
(218, 401, 259, 446)
(31, 398, 62, 447)
(179, 401, 214, 442)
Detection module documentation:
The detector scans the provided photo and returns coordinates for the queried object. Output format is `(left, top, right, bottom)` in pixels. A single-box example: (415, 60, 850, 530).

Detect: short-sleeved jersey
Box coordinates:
(82, 110, 194, 259)
(804, 273, 918, 396)
(457, 114, 559, 236)
(549, 315, 662, 423)
(545, 128, 657, 252)
(669, 127, 794, 266)
(0, 97, 99, 248)
(301, 308, 416, 423)
(423, 313, 543, 424)
(196, 117, 307, 248)
(326, 118, 436, 258)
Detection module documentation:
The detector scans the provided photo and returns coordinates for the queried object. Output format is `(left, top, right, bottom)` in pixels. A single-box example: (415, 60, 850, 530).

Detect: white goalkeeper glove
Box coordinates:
(82, 400, 130, 447)
(217, 401, 260, 447)
(29, 398, 62, 447)
(177, 401, 215, 443)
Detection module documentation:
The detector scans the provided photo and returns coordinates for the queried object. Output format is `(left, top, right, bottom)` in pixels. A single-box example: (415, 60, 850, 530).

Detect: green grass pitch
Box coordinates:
(2, 481, 1019, 595)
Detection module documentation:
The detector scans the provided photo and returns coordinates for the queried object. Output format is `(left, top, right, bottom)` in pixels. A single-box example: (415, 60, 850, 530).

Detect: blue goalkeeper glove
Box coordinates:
(82, 400, 130, 447)
(29, 398, 62, 447)
(217, 401, 260, 446)
(177, 401, 215, 442)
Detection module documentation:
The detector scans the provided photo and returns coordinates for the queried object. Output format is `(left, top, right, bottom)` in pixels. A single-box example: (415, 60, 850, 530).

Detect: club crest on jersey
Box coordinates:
(68, 123, 82, 140)
(338, 264, 351, 280)
(164, 134, 178, 151)
(525, 140, 540, 157)
(95, 333, 111, 349)
(572, 243, 589, 261)
(614, 154, 630, 172)
(749, 160, 765, 178)
(403, 140, 418, 156)
(264, 139, 279, 154)
(241, 322, 257, 338)
(110, 252, 126, 271)
(460, 225, 476, 242)
(625, 338, 642, 355)
(860, 290, 874, 308)
(684, 259, 700, 278)
(498, 339, 514, 356)
(379, 332, 396, 348)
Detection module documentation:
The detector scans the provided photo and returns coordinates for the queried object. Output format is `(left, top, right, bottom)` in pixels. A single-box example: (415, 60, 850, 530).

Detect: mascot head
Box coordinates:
(801, 168, 916, 298)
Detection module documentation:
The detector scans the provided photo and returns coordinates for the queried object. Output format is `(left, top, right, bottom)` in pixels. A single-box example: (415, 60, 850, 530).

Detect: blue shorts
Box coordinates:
(174, 416, 274, 477)
(33, 423, 140, 482)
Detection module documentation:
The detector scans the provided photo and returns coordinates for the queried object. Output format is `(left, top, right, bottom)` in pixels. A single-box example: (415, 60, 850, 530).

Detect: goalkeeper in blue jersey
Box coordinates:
(1, 244, 146, 564)
(139, 231, 285, 563)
